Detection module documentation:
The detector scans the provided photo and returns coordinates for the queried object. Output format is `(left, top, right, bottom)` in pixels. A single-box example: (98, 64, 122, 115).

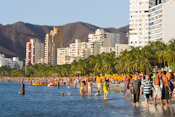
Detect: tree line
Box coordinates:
(0, 39, 175, 77)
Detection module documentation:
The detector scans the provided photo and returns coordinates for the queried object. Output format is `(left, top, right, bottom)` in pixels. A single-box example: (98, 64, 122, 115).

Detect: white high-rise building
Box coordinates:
(88, 29, 120, 55)
(149, 1, 175, 43)
(88, 29, 120, 47)
(129, 0, 175, 47)
(129, 0, 155, 47)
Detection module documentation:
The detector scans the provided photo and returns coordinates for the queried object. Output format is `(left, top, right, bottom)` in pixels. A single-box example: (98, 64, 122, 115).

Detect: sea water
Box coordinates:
(0, 82, 174, 117)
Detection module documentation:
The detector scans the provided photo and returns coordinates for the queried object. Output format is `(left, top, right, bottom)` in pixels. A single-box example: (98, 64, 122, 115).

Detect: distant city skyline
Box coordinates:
(0, 0, 129, 28)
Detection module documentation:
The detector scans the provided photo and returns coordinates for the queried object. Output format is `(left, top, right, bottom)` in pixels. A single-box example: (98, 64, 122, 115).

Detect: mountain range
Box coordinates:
(0, 22, 129, 60)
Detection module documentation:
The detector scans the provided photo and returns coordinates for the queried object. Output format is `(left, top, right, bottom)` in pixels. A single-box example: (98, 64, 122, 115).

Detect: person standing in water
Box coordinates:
(153, 70, 163, 106)
(88, 80, 92, 96)
(130, 74, 141, 107)
(162, 71, 171, 105)
(97, 76, 102, 93)
(123, 74, 131, 98)
(140, 75, 154, 108)
(19, 84, 25, 95)
(57, 81, 60, 89)
(168, 69, 174, 102)
(80, 80, 85, 95)
(103, 79, 110, 100)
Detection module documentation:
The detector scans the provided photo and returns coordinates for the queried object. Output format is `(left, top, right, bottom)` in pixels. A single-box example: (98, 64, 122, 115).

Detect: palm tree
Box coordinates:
(166, 39, 175, 65)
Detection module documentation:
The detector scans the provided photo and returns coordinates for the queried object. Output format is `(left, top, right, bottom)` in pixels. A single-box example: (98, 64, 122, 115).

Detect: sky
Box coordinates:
(0, 0, 130, 29)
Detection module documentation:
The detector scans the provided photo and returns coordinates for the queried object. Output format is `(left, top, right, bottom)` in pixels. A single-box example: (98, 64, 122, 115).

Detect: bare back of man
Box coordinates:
(162, 73, 171, 105)
(162, 75, 169, 87)
(153, 70, 163, 105)
(154, 70, 162, 85)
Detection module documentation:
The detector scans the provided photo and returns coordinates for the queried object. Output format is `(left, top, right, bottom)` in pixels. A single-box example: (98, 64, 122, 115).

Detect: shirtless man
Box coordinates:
(123, 74, 131, 98)
(153, 70, 163, 106)
(162, 71, 171, 105)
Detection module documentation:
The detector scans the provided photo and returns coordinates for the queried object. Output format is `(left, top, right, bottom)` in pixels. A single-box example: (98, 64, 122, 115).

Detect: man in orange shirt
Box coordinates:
(97, 76, 102, 93)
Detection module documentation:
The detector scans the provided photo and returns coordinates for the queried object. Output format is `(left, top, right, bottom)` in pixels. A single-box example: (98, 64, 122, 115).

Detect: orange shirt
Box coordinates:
(97, 78, 102, 83)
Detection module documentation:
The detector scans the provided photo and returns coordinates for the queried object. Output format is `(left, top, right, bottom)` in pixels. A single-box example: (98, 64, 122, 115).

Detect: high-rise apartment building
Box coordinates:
(129, 0, 175, 47)
(149, 1, 175, 43)
(26, 39, 44, 65)
(87, 29, 120, 55)
(88, 29, 120, 47)
(44, 27, 62, 66)
(129, 0, 155, 47)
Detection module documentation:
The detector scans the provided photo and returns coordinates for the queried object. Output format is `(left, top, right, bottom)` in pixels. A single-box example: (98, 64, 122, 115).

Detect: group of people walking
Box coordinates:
(123, 70, 174, 108)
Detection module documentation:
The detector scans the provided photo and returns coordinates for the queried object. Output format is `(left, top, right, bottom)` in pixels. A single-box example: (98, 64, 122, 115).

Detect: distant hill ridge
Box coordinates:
(0, 21, 129, 60)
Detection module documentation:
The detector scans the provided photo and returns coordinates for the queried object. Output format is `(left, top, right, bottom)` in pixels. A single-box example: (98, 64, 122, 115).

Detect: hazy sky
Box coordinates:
(1, 0, 129, 28)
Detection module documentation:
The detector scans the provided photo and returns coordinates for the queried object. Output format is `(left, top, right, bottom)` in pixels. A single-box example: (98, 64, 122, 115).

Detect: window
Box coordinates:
(104, 34, 107, 38)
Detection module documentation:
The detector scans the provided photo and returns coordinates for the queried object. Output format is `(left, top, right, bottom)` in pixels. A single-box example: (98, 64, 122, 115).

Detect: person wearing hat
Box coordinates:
(168, 69, 174, 81)
(168, 69, 174, 102)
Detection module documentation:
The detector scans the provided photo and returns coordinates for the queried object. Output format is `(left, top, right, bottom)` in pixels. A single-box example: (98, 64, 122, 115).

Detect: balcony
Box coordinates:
(150, 7, 162, 13)
(149, 36, 162, 40)
(150, 17, 162, 22)
(149, 26, 162, 31)
(150, 12, 162, 18)
(149, 21, 162, 27)
(149, 31, 162, 36)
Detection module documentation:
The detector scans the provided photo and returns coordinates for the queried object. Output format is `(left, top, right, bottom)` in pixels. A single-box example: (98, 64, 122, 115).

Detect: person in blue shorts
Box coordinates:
(140, 74, 155, 108)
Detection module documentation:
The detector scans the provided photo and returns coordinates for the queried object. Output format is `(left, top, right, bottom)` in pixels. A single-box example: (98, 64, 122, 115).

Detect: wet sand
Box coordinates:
(92, 82, 175, 116)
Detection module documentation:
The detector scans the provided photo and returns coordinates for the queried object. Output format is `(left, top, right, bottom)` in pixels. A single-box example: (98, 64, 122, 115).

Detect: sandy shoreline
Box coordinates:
(92, 82, 175, 113)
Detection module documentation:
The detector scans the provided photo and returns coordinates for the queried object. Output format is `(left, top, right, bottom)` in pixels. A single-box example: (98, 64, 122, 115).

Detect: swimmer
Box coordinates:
(61, 93, 71, 96)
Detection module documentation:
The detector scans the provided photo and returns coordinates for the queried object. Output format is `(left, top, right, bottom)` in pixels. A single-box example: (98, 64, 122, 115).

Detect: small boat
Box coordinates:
(33, 82, 49, 85)
(47, 82, 57, 87)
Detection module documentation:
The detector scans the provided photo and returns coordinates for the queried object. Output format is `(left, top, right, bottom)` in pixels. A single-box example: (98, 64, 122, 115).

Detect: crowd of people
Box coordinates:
(1, 70, 175, 108)
(123, 69, 175, 108)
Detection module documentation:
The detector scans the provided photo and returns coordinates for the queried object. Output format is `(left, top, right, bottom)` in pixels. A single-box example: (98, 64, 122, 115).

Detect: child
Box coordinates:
(103, 79, 110, 100)
(88, 80, 92, 96)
